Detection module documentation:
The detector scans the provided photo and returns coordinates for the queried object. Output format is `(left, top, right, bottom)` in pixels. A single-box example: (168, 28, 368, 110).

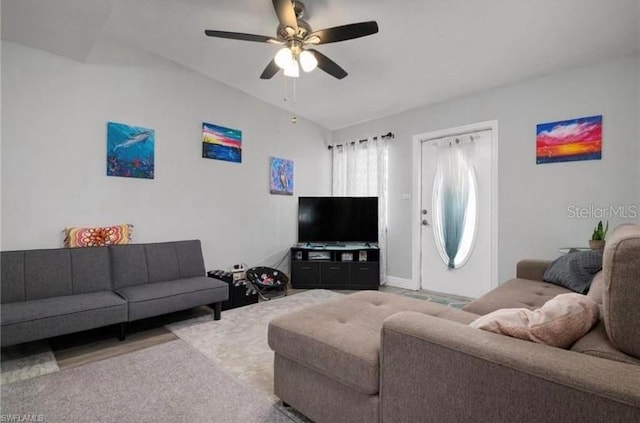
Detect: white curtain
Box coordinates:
(432, 135, 477, 269)
(332, 137, 389, 284)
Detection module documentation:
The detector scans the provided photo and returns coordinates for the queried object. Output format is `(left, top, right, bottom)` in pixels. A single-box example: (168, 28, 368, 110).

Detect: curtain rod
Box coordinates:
(327, 132, 395, 150)
(420, 128, 488, 144)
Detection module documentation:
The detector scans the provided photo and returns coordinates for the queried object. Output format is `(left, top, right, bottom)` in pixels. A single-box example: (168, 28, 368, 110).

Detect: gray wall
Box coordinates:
(333, 56, 640, 286)
(1, 40, 332, 270)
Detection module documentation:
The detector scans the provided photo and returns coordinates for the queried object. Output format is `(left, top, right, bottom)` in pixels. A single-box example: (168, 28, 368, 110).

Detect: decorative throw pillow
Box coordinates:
(542, 249, 603, 294)
(469, 293, 599, 349)
(64, 224, 133, 248)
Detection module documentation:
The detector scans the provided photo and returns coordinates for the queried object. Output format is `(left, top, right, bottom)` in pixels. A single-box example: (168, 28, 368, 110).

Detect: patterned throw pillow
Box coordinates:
(64, 224, 133, 248)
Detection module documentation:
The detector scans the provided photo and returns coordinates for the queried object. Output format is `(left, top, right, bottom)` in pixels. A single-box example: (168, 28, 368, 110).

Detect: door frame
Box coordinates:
(411, 120, 499, 293)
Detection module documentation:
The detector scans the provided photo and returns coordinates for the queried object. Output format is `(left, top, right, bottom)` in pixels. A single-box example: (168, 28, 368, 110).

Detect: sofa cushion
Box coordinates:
(469, 293, 599, 349)
(24, 250, 72, 300)
(1, 291, 127, 347)
(571, 319, 640, 366)
(542, 249, 603, 294)
(602, 224, 640, 358)
(70, 247, 112, 294)
(116, 276, 228, 321)
(463, 278, 572, 315)
(174, 240, 206, 278)
(268, 291, 478, 396)
(1, 291, 126, 325)
(1, 251, 25, 303)
(110, 244, 149, 289)
(145, 242, 180, 283)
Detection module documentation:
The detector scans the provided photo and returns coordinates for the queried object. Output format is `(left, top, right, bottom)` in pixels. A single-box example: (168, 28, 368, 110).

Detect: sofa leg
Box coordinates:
(118, 323, 127, 341)
(213, 302, 222, 321)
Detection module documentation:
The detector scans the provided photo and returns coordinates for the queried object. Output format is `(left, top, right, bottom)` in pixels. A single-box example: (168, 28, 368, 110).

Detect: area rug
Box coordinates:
(1, 341, 59, 385)
(1, 340, 294, 423)
(166, 289, 343, 401)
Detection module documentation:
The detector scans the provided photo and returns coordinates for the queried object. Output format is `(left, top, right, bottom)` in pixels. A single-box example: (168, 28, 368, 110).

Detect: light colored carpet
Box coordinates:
(1, 339, 294, 423)
(166, 289, 344, 401)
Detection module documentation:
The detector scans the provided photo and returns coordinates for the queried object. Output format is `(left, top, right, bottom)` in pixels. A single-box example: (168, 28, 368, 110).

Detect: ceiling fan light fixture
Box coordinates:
(275, 47, 293, 69)
(284, 58, 300, 77)
(299, 50, 317, 72)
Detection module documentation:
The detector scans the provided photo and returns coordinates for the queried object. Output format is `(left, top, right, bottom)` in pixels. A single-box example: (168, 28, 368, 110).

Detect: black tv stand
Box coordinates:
(290, 244, 380, 290)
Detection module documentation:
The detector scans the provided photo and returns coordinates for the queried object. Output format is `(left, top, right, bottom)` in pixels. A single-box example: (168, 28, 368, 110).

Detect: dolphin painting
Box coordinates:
(113, 131, 152, 151)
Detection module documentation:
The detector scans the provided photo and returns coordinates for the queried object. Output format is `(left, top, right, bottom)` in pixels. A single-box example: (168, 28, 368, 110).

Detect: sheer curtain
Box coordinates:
(432, 135, 476, 269)
(332, 137, 389, 284)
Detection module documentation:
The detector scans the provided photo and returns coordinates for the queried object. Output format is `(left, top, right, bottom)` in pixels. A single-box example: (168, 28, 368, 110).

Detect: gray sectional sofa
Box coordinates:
(269, 224, 640, 422)
(1, 240, 228, 347)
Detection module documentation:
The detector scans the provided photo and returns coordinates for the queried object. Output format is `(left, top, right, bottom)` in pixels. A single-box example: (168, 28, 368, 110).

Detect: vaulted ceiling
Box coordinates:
(2, 0, 639, 129)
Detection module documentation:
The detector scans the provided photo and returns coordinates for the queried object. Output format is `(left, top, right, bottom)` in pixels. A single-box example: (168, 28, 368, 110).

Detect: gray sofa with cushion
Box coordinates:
(1, 246, 127, 347)
(1, 240, 228, 347)
(111, 241, 227, 323)
(269, 224, 640, 422)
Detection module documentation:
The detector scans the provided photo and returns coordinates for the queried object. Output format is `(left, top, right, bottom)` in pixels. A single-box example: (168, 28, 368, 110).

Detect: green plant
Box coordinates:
(591, 220, 609, 241)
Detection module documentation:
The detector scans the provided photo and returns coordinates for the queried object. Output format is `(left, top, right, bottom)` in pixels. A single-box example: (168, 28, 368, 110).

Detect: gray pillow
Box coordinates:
(543, 250, 603, 294)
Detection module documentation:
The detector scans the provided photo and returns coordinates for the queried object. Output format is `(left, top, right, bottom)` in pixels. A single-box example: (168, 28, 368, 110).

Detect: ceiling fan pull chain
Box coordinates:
(292, 78, 297, 104)
(283, 74, 288, 102)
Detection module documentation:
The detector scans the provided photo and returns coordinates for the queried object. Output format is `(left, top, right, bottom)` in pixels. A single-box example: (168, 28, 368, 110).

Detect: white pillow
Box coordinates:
(469, 293, 599, 349)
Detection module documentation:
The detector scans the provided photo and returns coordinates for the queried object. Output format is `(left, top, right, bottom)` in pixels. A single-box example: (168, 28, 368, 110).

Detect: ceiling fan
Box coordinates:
(204, 0, 378, 80)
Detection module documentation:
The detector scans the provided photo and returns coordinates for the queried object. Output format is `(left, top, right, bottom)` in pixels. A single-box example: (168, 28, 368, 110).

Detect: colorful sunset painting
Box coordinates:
(107, 122, 155, 179)
(536, 115, 602, 164)
(270, 157, 294, 195)
(202, 122, 242, 163)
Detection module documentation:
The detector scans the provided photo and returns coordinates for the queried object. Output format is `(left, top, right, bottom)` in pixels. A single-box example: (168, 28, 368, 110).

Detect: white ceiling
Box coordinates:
(2, 0, 639, 130)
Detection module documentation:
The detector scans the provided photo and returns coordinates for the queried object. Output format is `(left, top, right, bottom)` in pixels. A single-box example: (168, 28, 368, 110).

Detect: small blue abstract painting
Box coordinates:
(202, 122, 242, 163)
(107, 122, 155, 179)
(270, 157, 293, 195)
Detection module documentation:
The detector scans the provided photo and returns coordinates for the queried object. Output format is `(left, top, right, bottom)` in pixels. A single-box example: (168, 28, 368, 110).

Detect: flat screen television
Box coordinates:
(298, 196, 378, 244)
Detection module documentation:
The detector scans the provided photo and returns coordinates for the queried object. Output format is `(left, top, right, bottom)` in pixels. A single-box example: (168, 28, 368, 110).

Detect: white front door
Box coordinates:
(419, 128, 495, 298)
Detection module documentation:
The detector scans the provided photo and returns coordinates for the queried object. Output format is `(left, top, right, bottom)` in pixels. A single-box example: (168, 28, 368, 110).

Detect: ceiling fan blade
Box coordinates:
(307, 21, 378, 45)
(260, 59, 280, 80)
(204, 30, 281, 44)
(307, 49, 347, 79)
(272, 0, 298, 32)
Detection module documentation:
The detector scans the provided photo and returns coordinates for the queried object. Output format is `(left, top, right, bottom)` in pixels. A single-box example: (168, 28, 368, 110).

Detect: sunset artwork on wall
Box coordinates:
(536, 115, 602, 164)
(202, 122, 242, 163)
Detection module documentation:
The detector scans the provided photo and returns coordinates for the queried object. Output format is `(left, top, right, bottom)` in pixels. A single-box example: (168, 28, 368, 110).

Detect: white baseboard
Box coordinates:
(385, 275, 418, 290)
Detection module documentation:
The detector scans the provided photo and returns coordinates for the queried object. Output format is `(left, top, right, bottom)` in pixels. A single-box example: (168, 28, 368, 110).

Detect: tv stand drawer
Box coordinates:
(320, 262, 349, 286)
(350, 263, 380, 286)
(291, 262, 320, 286)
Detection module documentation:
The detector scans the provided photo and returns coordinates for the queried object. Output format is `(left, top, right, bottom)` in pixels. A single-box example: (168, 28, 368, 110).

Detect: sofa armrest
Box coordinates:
(516, 259, 552, 281)
(381, 311, 640, 423)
